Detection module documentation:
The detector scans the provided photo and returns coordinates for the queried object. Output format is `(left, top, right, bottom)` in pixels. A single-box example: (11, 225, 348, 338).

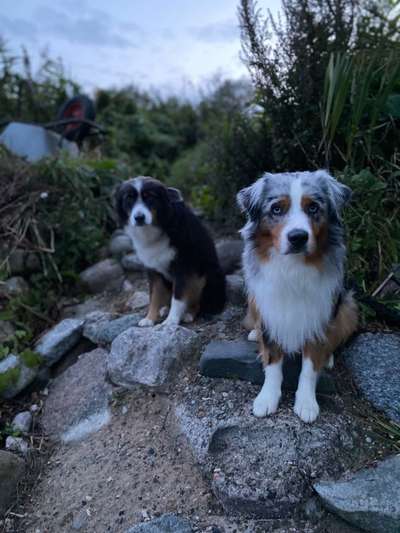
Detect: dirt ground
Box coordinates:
(3, 269, 395, 533)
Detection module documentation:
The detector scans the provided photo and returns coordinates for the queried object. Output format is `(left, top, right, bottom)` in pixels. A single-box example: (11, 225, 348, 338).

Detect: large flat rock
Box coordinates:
(174, 376, 367, 519)
(314, 454, 400, 533)
(344, 333, 400, 422)
(42, 348, 112, 443)
(108, 325, 200, 389)
(200, 340, 336, 394)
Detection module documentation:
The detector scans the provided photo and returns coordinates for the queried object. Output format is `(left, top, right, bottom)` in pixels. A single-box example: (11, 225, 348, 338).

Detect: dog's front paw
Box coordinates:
(138, 318, 155, 327)
(294, 394, 320, 423)
(247, 329, 258, 342)
(253, 389, 281, 418)
(161, 317, 180, 327)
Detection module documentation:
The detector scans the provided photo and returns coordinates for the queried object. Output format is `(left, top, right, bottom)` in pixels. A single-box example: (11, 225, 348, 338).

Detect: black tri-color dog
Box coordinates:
(116, 176, 226, 326)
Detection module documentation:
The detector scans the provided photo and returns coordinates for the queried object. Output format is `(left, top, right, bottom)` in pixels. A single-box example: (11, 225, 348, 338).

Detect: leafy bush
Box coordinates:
(238, 0, 400, 169)
(341, 165, 400, 291)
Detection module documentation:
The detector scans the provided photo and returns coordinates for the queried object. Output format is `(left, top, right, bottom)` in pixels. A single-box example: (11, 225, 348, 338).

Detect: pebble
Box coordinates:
(5, 436, 29, 455)
(11, 411, 32, 434)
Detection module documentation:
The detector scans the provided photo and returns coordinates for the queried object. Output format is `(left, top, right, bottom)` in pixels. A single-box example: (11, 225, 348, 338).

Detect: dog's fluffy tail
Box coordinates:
(200, 267, 226, 315)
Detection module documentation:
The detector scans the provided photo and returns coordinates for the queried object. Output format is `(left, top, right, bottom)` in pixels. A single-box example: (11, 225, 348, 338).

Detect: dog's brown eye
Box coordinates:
(271, 204, 283, 216)
(307, 202, 319, 215)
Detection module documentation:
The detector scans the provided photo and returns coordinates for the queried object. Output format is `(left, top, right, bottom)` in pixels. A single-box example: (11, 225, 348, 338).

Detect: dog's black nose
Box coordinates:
(288, 229, 309, 247)
(134, 213, 145, 225)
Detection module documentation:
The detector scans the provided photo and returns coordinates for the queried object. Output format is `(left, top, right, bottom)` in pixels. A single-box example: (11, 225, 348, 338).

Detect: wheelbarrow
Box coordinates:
(0, 95, 107, 162)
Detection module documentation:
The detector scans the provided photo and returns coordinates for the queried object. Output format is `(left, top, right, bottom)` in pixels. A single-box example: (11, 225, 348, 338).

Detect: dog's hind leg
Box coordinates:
(162, 272, 206, 326)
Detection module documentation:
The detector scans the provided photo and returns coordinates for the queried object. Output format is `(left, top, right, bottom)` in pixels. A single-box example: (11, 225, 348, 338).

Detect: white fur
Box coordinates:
(280, 179, 315, 255)
(247, 329, 258, 342)
(246, 252, 340, 354)
(138, 317, 155, 327)
(253, 358, 283, 417)
(129, 178, 154, 226)
(294, 357, 320, 423)
(126, 224, 176, 281)
(162, 297, 186, 326)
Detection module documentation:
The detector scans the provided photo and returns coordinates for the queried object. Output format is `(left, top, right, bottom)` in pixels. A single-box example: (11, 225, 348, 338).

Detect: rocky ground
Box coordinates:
(1, 235, 400, 533)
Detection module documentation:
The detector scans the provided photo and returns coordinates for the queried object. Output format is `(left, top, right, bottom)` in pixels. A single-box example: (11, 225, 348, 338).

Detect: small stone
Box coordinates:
(79, 258, 124, 294)
(125, 513, 192, 532)
(83, 313, 141, 345)
(0, 450, 25, 514)
(5, 436, 29, 455)
(35, 318, 84, 367)
(0, 276, 29, 297)
(315, 454, 400, 533)
(12, 411, 32, 434)
(109, 231, 133, 256)
(0, 321, 15, 344)
(121, 253, 144, 272)
(0, 354, 37, 399)
(3, 249, 40, 275)
(126, 291, 150, 311)
(344, 333, 400, 423)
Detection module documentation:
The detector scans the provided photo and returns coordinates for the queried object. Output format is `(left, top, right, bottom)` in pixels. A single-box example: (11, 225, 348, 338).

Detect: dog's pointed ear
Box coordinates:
(318, 170, 352, 216)
(167, 187, 183, 202)
(237, 177, 266, 216)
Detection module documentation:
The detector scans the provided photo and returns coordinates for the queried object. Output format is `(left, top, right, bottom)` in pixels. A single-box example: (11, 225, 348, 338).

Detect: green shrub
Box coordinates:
(341, 165, 400, 291)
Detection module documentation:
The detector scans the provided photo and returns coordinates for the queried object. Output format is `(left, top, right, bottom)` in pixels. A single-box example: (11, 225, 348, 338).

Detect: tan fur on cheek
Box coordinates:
(254, 223, 283, 262)
(304, 221, 328, 268)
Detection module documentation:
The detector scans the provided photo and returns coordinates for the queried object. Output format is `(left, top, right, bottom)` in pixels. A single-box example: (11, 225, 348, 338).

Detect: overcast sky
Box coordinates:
(0, 0, 281, 97)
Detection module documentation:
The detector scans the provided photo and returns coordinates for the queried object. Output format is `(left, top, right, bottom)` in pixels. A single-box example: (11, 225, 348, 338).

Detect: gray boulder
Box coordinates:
(79, 258, 124, 293)
(200, 340, 336, 394)
(226, 274, 246, 305)
(0, 354, 37, 399)
(314, 454, 400, 533)
(121, 252, 144, 272)
(83, 313, 141, 345)
(175, 377, 364, 519)
(125, 514, 192, 533)
(216, 239, 244, 275)
(109, 230, 133, 256)
(344, 333, 400, 423)
(108, 325, 200, 388)
(35, 318, 84, 367)
(41, 348, 112, 443)
(0, 450, 25, 514)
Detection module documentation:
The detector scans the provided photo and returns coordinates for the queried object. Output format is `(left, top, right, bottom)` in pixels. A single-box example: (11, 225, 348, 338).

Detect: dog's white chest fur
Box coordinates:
(246, 252, 340, 353)
(126, 225, 176, 280)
